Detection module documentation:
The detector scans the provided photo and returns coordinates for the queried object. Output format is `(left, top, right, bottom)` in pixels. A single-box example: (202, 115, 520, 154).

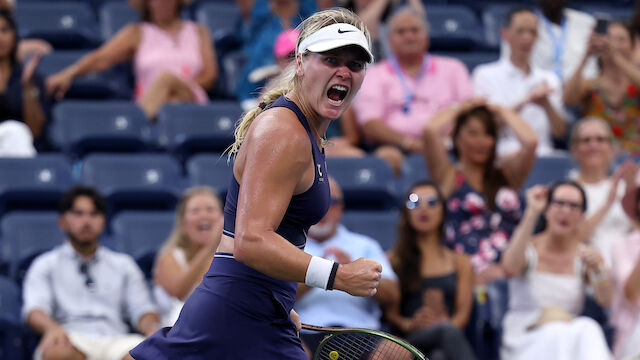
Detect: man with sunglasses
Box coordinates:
(22, 186, 160, 360)
(294, 177, 398, 350)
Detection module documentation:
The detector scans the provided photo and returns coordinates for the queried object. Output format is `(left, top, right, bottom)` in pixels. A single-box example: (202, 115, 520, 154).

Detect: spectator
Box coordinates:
(610, 161, 640, 359)
(423, 100, 537, 284)
(46, 0, 218, 120)
(501, 183, 613, 360)
(22, 186, 159, 360)
(631, 1, 640, 67)
(502, 0, 597, 82)
(564, 22, 640, 156)
(474, 6, 566, 157)
(0, 10, 48, 157)
(0, 1, 53, 63)
(295, 177, 397, 348)
(153, 187, 224, 327)
(354, 6, 472, 174)
(569, 117, 632, 265)
(235, 0, 316, 110)
(386, 181, 476, 360)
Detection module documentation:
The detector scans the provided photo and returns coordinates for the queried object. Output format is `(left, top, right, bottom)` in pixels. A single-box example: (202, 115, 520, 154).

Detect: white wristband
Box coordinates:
(305, 256, 334, 289)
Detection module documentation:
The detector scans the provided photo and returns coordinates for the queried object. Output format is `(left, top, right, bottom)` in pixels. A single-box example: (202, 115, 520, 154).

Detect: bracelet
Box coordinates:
(305, 256, 335, 289)
(326, 262, 340, 290)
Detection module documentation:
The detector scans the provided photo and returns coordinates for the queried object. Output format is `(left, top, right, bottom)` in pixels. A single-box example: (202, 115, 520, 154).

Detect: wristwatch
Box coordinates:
(23, 86, 40, 99)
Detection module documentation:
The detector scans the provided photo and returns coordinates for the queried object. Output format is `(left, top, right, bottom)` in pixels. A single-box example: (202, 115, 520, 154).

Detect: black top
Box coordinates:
(402, 272, 458, 318)
(0, 64, 50, 127)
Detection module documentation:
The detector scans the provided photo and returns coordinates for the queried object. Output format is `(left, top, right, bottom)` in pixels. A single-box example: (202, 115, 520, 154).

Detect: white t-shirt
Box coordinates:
(472, 59, 565, 156)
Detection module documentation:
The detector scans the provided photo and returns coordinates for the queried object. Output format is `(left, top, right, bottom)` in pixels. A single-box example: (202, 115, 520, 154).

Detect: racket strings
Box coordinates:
(315, 332, 416, 360)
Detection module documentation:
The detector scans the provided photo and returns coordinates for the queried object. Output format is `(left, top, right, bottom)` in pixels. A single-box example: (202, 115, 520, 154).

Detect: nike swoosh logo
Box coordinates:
(337, 28, 356, 34)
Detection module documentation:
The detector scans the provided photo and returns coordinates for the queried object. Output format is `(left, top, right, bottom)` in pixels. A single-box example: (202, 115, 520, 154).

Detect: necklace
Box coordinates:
(310, 123, 328, 149)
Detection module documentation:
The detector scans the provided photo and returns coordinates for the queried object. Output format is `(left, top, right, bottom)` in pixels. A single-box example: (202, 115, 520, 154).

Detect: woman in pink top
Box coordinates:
(46, 0, 218, 120)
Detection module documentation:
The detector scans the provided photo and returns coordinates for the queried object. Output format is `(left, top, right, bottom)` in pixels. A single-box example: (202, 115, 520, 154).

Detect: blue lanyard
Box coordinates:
(389, 54, 430, 114)
(539, 11, 567, 80)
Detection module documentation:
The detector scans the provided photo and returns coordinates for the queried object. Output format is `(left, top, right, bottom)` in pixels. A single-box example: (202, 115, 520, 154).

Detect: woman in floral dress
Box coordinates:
(423, 100, 538, 284)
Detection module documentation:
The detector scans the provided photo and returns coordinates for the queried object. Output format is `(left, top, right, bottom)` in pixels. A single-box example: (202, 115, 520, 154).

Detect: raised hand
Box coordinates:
(526, 185, 548, 214)
(333, 257, 382, 297)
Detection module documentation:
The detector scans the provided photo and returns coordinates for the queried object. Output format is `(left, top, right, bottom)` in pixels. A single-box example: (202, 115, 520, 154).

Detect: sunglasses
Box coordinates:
(79, 262, 95, 289)
(405, 193, 440, 210)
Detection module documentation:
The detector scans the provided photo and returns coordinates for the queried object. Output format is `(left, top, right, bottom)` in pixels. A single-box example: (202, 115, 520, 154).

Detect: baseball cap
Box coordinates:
(274, 29, 300, 59)
(297, 23, 373, 63)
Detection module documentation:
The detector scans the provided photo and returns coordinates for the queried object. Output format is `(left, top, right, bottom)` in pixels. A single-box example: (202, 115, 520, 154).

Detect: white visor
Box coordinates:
(297, 23, 373, 63)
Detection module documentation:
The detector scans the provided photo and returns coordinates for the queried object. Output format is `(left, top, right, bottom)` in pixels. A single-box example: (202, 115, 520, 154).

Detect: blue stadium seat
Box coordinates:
(401, 154, 430, 195)
(111, 211, 174, 279)
(326, 156, 398, 210)
(425, 5, 483, 51)
(0, 155, 73, 216)
(195, 2, 240, 41)
(15, 2, 100, 49)
(0, 212, 64, 283)
(481, 4, 510, 50)
(99, 1, 140, 41)
(523, 154, 575, 189)
(341, 210, 400, 251)
(186, 153, 232, 200)
(0, 276, 22, 360)
(216, 50, 246, 99)
(80, 154, 184, 215)
(51, 101, 151, 158)
(37, 51, 132, 100)
(156, 101, 242, 160)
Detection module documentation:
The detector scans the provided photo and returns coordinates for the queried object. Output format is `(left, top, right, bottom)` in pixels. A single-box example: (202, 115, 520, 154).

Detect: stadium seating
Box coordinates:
(581, 5, 632, 21)
(523, 154, 575, 189)
(99, 1, 140, 41)
(156, 101, 242, 160)
(0, 155, 73, 216)
(195, 2, 240, 41)
(326, 156, 398, 210)
(14, 2, 100, 49)
(0, 212, 64, 283)
(37, 51, 132, 100)
(424, 5, 484, 51)
(0, 276, 22, 360)
(50, 101, 151, 158)
(341, 210, 400, 251)
(400, 154, 430, 195)
(435, 51, 500, 72)
(186, 153, 233, 200)
(481, 4, 510, 50)
(111, 211, 174, 279)
(80, 154, 184, 215)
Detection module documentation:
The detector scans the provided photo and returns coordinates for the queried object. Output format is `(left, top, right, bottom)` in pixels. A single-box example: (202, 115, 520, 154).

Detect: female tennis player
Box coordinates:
(129, 8, 382, 360)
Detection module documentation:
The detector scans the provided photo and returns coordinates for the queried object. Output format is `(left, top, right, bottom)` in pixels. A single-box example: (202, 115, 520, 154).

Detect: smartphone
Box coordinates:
(595, 17, 610, 35)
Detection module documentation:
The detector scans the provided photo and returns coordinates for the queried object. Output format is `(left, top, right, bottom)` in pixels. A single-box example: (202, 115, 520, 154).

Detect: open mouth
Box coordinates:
(197, 222, 212, 231)
(327, 85, 348, 105)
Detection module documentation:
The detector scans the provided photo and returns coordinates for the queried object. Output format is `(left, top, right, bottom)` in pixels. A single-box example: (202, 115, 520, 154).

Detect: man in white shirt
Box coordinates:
(474, 6, 567, 157)
(22, 186, 160, 360)
(502, 0, 597, 82)
(295, 177, 398, 333)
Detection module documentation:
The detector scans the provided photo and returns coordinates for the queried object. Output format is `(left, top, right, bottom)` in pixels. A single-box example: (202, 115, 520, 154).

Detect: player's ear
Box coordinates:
(296, 53, 304, 77)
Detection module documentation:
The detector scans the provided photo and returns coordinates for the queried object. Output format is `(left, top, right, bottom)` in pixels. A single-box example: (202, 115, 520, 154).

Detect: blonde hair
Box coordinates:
(160, 186, 222, 262)
(226, 8, 370, 159)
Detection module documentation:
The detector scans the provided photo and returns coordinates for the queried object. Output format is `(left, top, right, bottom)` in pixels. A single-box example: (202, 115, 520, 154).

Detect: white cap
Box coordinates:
(297, 23, 373, 63)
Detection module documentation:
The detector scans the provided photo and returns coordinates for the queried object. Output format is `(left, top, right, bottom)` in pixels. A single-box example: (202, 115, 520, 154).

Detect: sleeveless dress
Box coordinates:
(130, 96, 331, 359)
(444, 172, 523, 272)
(134, 21, 208, 104)
(501, 245, 612, 360)
(582, 81, 640, 155)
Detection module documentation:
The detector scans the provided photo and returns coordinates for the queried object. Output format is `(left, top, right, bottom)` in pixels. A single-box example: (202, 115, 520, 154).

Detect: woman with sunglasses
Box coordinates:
(423, 100, 538, 285)
(500, 181, 613, 360)
(387, 181, 476, 360)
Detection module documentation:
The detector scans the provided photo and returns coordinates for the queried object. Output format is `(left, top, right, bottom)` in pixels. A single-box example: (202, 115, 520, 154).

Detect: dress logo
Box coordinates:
(317, 164, 324, 182)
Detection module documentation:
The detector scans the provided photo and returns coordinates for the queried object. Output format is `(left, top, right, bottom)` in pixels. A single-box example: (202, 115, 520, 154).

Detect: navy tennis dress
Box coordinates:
(130, 96, 331, 359)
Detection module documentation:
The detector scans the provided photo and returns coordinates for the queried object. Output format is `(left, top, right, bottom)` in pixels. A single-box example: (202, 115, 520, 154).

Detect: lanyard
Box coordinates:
(539, 11, 567, 80)
(389, 54, 430, 114)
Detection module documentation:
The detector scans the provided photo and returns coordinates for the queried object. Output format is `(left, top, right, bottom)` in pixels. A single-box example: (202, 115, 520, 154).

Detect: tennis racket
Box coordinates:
(301, 323, 426, 360)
